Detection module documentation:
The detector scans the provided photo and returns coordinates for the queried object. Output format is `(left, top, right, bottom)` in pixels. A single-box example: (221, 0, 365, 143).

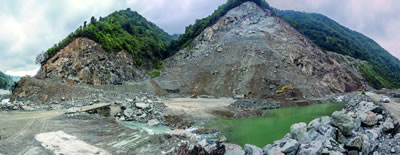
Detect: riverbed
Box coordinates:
(206, 102, 345, 147)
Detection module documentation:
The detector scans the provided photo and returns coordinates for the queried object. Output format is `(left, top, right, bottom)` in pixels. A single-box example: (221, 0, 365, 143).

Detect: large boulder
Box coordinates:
(224, 143, 245, 155)
(345, 136, 362, 150)
(243, 144, 263, 155)
(297, 141, 322, 155)
(135, 102, 149, 109)
(331, 110, 354, 136)
(383, 118, 395, 132)
(290, 122, 308, 142)
(359, 111, 377, 126)
(358, 101, 377, 113)
(147, 119, 160, 126)
(263, 138, 299, 155)
(307, 116, 331, 130)
(123, 108, 134, 118)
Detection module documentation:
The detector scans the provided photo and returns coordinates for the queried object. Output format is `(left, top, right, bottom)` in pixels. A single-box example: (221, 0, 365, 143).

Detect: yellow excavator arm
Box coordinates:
(192, 88, 197, 97)
(276, 84, 293, 93)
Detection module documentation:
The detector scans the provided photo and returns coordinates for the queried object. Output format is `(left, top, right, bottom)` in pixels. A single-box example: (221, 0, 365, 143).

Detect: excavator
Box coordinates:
(191, 87, 197, 98)
(276, 84, 293, 94)
(359, 84, 368, 91)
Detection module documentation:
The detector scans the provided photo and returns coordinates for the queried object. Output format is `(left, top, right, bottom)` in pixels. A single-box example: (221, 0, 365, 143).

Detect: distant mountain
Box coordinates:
(171, 34, 180, 40)
(42, 8, 173, 68)
(10, 76, 21, 82)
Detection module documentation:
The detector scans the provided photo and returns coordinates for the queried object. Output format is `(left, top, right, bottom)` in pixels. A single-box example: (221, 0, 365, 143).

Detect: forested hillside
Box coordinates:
(0, 71, 12, 90)
(42, 8, 172, 68)
(276, 10, 400, 89)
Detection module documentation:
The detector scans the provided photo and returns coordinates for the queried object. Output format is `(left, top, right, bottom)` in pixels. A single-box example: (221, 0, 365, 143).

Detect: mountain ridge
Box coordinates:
(152, 1, 359, 98)
(170, 0, 400, 89)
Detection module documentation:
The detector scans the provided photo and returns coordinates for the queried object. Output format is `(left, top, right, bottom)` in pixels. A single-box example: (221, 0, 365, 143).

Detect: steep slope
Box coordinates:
(170, 0, 400, 89)
(36, 38, 143, 85)
(41, 9, 172, 68)
(276, 10, 400, 89)
(168, 0, 271, 55)
(154, 2, 359, 98)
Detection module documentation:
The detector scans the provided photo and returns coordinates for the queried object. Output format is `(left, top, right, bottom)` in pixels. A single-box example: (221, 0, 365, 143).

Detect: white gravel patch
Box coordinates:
(35, 131, 110, 155)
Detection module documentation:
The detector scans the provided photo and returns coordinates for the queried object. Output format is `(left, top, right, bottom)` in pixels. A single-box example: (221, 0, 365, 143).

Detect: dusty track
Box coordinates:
(162, 97, 235, 118)
(367, 92, 400, 122)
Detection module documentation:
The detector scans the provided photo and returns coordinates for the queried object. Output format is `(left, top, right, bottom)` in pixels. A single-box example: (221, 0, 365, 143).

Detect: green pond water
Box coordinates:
(206, 102, 345, 147)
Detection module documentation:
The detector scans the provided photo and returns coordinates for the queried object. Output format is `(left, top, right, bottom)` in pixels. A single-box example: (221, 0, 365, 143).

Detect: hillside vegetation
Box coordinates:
(171, 0, 400, 89)
(0, 71, 13, 90)
(43, 8, 172, 68)
(276, 10, 400, 89)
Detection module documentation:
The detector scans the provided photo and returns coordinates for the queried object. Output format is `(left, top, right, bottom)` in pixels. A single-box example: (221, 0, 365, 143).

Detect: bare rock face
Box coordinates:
(155, 2, 359, 98)
(36, 38, 141, 85)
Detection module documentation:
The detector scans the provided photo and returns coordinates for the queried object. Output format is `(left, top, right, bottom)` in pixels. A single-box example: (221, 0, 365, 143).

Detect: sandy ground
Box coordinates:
(367, 92, 400, 122)
(0, 108, 174, 154)
(35, 131, 110, 155)
(162, 97, 235, 118)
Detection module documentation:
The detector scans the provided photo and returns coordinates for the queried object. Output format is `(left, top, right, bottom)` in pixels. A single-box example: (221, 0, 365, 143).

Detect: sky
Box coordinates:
(0, 0, 399, 76)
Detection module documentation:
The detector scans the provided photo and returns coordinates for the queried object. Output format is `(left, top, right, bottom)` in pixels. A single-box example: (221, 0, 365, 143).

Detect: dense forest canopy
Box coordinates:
(42, 8, 172, 68)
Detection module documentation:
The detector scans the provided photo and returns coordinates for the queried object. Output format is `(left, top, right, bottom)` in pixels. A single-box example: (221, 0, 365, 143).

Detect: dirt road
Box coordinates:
(366, 92, 400, 122)
(0, 109, 179, 154)
(162, 97, 235, 118)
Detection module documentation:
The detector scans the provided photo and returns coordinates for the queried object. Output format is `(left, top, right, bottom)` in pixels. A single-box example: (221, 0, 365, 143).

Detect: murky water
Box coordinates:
(120, 121, 170, 135)
(206, 102, 345, 147)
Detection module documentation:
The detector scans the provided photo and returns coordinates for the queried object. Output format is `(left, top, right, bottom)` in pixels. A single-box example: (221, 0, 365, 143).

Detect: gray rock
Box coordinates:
(126, 98, 133, 102)
(244, 144, 263, 155)
(382, 119, 394, 132)
(197, 139, 209, 148)
(123, 108, 134, 118)
(307, 116, 331, 130)
(135, 102, 149, 109)
(345, 136, 362, 150)
(21, 105, 35, 111)
(317, 125, 337, 138)
(327, 151, 344, 155)
(297, 141, 322, 155)
(359, 112, 377, 126)
(365, 129, 380, 140)
(263, 138, 299, 155)
(331, 110, 354, 136)
(224, 143, 245, 155)
(358, 101, 377, 113)
(391, 148, 396, 153)
(290, 122, 308, 142)
(147, 119, 160, 126)
(66, 107, 80, 114)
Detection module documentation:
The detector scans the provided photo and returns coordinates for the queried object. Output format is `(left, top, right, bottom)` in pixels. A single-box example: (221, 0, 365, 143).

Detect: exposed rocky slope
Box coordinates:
(36, 38, 144, 85)
(153, 2, 359, 98)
